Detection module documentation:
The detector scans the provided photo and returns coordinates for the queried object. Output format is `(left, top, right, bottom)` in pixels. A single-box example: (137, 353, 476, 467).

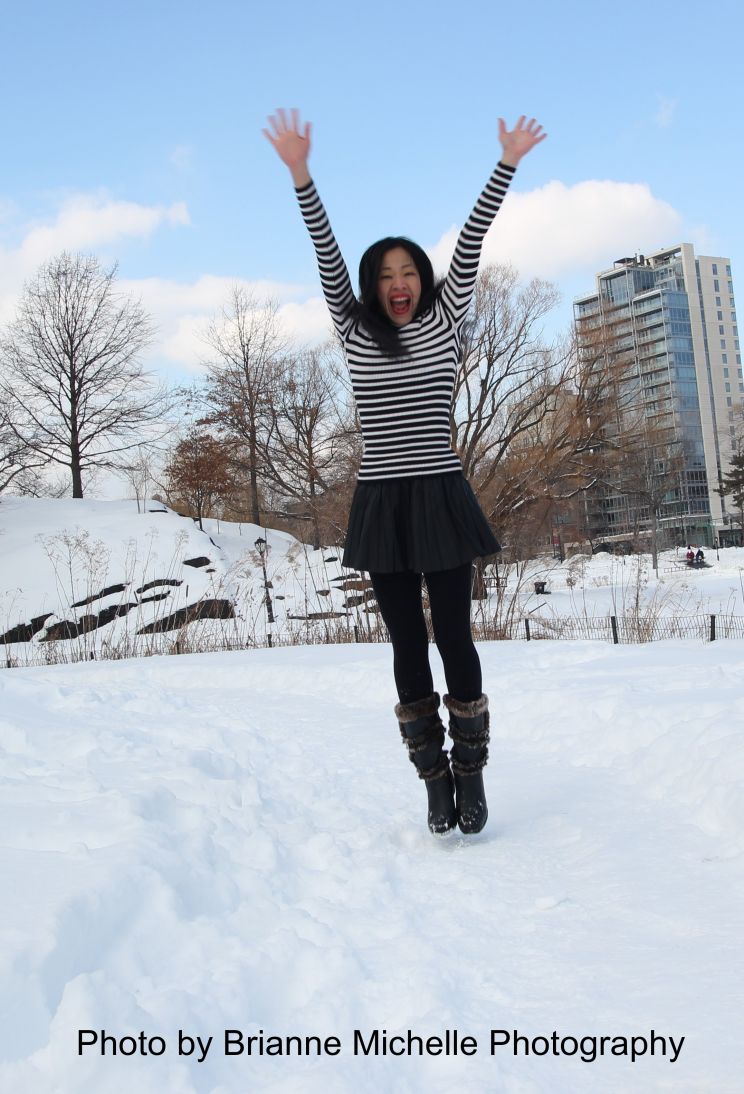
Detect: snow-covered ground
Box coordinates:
(3, 497, 744, 666)
(1, 640, 743, 1093)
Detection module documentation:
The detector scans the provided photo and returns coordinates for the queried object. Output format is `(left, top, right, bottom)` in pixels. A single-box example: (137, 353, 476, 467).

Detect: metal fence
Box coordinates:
(4, 611, 744, 669)
(473, 613, 744, 644)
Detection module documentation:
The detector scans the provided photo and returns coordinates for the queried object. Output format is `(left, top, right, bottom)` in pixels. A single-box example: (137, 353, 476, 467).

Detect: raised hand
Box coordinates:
(263, 108, 312, 187)
(498, 116, 547, 167)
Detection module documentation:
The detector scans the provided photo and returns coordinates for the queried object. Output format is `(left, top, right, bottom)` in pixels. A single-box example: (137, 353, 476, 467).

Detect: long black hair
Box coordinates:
(353, 236, 443, 357)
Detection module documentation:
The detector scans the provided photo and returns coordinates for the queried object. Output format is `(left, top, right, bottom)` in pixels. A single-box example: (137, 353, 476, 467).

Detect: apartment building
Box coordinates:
(574, 244, 740, 547)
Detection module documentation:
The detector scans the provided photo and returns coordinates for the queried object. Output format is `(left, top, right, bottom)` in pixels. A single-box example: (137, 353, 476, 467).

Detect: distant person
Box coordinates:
(264, 107, 546, 835)
(686, 546, 695, 564)
(696, 548, 705, 564)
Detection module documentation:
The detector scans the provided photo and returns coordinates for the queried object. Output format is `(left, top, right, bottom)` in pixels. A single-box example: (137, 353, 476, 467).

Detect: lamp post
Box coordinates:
(254, 536, 275, 631)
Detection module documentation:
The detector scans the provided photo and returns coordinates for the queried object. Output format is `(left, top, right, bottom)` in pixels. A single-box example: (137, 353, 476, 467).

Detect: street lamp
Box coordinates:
(254, 536, 275, 628)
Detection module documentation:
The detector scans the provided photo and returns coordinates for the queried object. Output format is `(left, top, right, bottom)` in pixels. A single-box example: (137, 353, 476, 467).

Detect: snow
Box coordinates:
(3, 496, 744, 665)
(1, 640, 743, 1093)
(1, 497, 743, 1092)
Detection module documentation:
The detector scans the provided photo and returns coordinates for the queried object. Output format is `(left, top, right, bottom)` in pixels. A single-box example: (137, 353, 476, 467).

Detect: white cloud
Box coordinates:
(0, 192, 191, 323)
(170, 145, 195, 171)
(0, 186, 333, 376)
(0, 177, 694, 378)
(119, 276, 334, 372)
(18, 195, 189, 268)
(427, 178, 684, 286)
(654, 96, 679, 128)
(0, 192, 193, 335)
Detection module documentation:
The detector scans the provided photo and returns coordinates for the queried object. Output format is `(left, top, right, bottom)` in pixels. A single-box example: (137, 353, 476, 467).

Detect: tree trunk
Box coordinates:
(249, 426, 260, 525)
(71, 449, 84, 498)
(310, 476, 321, 550)
(650, 507, 659, 573)
(471, 558, 486, 600)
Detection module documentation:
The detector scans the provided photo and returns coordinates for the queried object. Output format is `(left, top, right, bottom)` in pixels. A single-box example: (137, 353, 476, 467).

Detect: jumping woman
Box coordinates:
(264, 108, 546, 835)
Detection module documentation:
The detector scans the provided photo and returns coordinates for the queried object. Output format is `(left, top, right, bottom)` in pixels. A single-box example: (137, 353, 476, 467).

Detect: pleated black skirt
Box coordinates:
(342, 471, 500, 574)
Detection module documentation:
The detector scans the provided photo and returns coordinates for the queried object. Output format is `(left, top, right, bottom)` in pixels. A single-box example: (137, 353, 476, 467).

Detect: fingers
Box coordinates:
(265, 107, 306, 137)
(503, 115, 547, 143)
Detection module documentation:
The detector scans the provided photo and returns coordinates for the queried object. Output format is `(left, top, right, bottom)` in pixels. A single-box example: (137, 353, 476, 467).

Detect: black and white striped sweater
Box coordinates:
(296, 162, 516, 481)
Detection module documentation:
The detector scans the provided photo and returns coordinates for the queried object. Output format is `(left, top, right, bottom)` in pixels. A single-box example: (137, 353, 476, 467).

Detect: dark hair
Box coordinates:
(354, 236, 443, 357)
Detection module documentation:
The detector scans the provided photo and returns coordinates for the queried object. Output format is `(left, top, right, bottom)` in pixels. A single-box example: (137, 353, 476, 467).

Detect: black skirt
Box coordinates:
(342, 471, 500, 574)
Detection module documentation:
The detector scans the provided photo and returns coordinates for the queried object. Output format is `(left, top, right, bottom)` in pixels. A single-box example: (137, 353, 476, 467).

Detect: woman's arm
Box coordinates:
(263, 109, 355, 338)
(440, 116, 546, 326)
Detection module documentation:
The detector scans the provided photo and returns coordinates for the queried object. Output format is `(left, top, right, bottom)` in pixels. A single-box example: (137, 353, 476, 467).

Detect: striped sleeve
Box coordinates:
(440, 162, 516, 326)
(295, 180, 356, 340)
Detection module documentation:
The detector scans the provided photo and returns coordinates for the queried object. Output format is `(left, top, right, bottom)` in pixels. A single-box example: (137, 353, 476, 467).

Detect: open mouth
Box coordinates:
(390, 294, 411, 317)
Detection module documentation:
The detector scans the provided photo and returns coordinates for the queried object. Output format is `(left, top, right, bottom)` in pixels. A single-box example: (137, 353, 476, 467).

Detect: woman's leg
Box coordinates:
(425, 563, 490, 833)
(424, 563, 481, 701)
(371, 570, 455, 833)
(368, 570, 433, 703)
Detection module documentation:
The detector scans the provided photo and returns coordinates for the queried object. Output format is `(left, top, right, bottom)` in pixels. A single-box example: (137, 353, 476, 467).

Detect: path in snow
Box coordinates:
(1, 640, 743, 1093)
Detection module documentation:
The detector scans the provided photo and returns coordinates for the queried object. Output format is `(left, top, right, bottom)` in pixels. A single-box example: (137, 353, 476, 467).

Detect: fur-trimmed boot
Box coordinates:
(395, 693, 457, 835)
(443, 693, 490, 834)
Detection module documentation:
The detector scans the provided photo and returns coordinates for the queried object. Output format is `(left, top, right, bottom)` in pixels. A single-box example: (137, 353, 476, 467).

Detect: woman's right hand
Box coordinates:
(263, 108, 312, 187)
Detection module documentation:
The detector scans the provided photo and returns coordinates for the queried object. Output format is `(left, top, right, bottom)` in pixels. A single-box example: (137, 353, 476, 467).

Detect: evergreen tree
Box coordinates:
(717, 451, 744, 544)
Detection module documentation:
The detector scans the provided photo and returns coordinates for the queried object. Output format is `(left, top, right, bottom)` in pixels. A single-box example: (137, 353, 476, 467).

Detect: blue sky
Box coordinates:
(1, 0, 742, 378)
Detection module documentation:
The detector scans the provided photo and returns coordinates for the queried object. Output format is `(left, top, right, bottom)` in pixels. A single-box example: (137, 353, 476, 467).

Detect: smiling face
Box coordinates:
(377, 247, 422, 326)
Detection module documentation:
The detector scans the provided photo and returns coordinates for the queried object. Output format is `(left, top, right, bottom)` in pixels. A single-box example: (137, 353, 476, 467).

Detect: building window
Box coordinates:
(717, 310, 723, 320)
(720, 324, 725, 335)
(725, 382, 731, 392)
(717, 296, 722, 306)
(722, 339, 727, 349)
(724, 367, 730, 376)
(727, 396, 733, 406)
(723, 355, 728, 364)
(727, 265, 732, 276)
(714, 280, 720, 292)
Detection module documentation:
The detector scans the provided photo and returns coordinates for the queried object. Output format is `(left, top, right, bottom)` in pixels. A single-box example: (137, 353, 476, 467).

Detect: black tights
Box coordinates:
(369, 563, 482, 705)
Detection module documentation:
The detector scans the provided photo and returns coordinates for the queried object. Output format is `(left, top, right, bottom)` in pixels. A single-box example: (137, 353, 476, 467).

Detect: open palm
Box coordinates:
(263, 108, 312, 172)
(498, 116, 546, 165)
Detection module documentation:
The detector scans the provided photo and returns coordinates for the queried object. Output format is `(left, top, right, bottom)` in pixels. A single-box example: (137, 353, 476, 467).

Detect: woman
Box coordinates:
(264, 108, 546, 835)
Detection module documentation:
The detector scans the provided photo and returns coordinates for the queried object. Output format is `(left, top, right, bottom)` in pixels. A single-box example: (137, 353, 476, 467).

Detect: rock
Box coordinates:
(0, 613, 54, 645)
(135, 579, 182, 594)
(137, 599, 235, 634)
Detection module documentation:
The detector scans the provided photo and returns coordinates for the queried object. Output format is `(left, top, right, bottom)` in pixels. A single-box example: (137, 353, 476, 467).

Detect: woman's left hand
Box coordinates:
(498, 116, 547, 167)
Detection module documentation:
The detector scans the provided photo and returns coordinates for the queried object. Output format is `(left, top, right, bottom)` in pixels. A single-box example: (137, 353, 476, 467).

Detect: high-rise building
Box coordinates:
(574, 244, 740, 547)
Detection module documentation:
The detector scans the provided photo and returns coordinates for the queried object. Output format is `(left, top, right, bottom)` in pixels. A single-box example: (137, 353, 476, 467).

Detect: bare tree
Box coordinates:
(452, 268, 639, 558)
(0, 252, 171, 498)
(1, 405, 45, 493)
(201, 288, 284, 525)
(453, 264, 563, 494)
(120, 443, 161, 513)
(263, 347, 358, 548)
(607, 423, 686, 569)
